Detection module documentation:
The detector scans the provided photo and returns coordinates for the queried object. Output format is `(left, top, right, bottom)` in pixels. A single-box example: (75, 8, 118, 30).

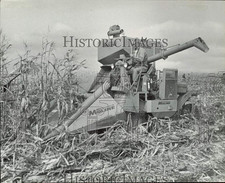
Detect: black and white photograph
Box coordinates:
(0, 0, 225, 182)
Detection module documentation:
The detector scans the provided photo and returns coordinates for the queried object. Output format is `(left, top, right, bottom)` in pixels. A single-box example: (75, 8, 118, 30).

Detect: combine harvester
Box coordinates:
(45, 25, 209, 140)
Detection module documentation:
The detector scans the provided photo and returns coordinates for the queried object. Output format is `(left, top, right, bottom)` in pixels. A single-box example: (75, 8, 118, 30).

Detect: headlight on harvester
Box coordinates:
(111, 64, 114, 69)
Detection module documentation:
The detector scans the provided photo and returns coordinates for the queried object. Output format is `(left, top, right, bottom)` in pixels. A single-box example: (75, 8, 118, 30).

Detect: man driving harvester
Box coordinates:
(113, 46, 155, 91)
(130, 45, 148, 87)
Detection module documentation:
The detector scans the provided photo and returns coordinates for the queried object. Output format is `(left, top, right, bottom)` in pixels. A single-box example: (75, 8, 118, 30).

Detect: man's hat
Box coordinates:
(107, 25, 124, 37)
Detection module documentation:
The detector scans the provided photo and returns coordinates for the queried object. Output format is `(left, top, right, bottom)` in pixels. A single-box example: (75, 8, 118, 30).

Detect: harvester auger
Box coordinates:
(44, 25, 209, 140)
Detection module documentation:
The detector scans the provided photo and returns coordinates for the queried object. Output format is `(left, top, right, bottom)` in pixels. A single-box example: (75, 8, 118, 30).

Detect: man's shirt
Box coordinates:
(134, 47, 148, 67)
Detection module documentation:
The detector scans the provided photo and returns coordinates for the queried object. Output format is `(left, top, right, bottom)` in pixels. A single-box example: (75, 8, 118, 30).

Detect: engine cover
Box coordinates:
(159, 69, 178, 100)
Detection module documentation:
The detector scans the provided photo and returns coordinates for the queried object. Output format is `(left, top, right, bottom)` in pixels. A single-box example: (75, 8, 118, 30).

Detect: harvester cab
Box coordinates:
(45, 25, 209, 140)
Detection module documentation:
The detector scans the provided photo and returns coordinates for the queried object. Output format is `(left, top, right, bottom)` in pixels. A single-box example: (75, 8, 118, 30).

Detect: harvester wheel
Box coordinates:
(181, 103, 193, 115)
(193, 104, 202, 120)
(173, 102, 194, 119)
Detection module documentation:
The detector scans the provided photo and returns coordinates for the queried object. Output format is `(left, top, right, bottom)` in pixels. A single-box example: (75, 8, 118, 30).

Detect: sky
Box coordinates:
(1, 0, 225, 73)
